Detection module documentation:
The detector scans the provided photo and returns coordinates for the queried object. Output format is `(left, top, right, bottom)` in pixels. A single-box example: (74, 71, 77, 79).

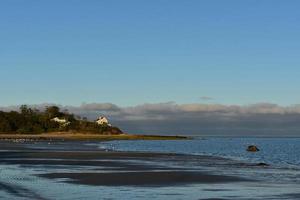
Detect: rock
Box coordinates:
(257, 162, 269, 166)
(247, 145, 260, 152)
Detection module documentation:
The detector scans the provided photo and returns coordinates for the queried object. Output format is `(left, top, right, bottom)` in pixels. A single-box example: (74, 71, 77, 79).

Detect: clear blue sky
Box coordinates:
(0, 0, 299, 106)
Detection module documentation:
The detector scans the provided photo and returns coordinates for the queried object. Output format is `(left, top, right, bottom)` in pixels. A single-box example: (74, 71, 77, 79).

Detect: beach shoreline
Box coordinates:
(0, 140, 299, 199)
(0, 141, 249, 188)
(0, 132, 189, 141)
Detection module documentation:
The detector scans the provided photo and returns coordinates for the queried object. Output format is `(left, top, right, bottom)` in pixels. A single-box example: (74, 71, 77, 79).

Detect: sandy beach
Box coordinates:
(0, 141, 247, 187)
(0, 132, 188, 141)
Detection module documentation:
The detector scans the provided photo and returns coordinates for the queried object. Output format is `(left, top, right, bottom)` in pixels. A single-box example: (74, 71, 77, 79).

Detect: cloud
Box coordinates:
(79, 103, 121, 111)
(1, 102, 300, 136)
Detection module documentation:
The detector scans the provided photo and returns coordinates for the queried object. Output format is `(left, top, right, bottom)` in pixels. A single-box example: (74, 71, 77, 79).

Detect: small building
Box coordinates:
(52, 117, 67, 124)
(51, 117, 70, 127)
(96, 116, 111, 126)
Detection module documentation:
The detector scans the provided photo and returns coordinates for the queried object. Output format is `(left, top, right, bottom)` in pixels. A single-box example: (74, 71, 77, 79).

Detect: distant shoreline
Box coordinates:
(0, 132, 190, 141)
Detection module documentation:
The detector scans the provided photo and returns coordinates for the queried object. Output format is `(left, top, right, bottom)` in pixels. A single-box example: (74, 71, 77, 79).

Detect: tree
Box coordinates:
(45, 106, 61, 119)
(20, 105, 32, 115)
(0, 105, 123, 134)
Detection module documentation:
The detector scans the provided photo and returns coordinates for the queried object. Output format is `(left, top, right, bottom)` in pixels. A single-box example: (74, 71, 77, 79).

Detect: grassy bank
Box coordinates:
(0, 132, 189, 141)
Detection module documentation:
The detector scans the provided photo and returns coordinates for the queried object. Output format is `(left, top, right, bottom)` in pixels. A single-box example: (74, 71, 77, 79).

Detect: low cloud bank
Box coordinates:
(1, 102, 300, 136)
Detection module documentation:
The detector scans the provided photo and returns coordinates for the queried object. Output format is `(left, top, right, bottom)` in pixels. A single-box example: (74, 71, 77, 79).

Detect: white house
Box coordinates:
(96, 116, 111, 126)
(51, 117, 70, 127)
(52, 117, 67, 124)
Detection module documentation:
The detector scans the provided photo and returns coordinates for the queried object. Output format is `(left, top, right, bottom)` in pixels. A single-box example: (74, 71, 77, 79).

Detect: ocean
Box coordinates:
(99, 137, 300, 168)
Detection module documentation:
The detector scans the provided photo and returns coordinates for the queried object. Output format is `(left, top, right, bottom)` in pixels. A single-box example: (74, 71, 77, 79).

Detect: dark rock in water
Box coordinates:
(257, 162, 269, 166)
(247, 145, 259, 152)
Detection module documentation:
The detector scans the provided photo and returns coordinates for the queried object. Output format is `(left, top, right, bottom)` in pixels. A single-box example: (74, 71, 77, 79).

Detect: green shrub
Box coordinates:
(0, 105, 122, 135)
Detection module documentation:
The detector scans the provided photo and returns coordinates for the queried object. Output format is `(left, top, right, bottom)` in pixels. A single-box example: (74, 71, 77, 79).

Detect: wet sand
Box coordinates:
(0, 141, 249, 188)
(40, 171, 245, 186)
(1, 140, 300, 200)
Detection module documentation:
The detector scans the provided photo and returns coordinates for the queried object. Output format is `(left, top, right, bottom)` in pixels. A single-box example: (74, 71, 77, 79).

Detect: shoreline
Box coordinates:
(0, 132, 190, 141)
(0, 140, 298, 199)
(0, 140, 249, 188)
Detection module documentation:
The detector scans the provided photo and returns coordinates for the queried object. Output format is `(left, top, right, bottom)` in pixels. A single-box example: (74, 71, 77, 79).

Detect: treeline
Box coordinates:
(0, 105, 122, 134)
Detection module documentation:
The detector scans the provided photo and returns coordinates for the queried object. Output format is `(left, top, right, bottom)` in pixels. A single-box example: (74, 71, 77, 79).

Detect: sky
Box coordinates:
(0, 0, 300, 107)
(1, 1, 300, 135)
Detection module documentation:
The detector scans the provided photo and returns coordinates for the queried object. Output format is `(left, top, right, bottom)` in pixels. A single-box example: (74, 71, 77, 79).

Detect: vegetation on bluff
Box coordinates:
(0, 105, 122, 135)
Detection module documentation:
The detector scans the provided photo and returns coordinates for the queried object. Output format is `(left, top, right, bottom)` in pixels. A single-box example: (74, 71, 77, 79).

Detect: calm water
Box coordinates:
(99, 137, 300, 168)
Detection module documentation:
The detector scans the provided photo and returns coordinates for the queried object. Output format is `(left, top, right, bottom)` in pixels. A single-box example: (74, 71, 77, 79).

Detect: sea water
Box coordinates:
(99, 137, 300, 168)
